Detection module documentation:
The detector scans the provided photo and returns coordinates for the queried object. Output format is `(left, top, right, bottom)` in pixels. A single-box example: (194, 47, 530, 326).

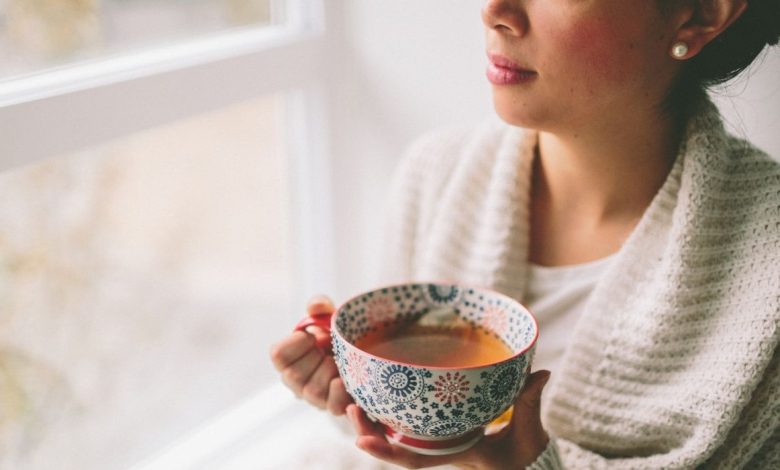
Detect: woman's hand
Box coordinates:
(270, 296, 353, 415)
(347, 370, 552, 469)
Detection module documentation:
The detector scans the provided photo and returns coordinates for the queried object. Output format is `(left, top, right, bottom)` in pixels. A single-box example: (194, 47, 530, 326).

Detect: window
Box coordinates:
(0, 1, 334, 469)
(1, 0, 281, 79)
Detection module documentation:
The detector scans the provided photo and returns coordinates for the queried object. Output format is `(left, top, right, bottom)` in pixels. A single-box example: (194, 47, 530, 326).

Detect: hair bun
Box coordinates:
(767, 29, 780, 46)
(759, 1, 780, 46)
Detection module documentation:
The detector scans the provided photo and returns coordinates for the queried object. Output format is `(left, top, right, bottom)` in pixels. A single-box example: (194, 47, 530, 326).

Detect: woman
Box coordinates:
(271, 0, 780, 468)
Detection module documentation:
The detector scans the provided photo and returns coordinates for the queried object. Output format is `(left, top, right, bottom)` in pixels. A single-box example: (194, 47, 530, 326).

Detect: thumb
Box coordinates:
(486, 370, 550, 464)
(306, 295, 335, 348)
(307, 295, 335, 316)
(512, 370, 551, 432)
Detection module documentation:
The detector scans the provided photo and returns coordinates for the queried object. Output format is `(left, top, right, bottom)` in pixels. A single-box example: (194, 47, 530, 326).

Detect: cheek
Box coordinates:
(547, 20, 640, 90)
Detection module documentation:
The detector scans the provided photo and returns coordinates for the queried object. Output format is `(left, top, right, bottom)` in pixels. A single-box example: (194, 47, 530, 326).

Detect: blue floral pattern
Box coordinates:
(377, 364, 425, 403)
(483, 361, 525, 409)
(425, 284, 462, 304)
(331, 282, 538, 444)
(423, 418, 474, 437)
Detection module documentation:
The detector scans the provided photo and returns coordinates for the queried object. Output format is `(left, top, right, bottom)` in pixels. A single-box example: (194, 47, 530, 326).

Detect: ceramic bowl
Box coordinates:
(297, 282, 538, 455)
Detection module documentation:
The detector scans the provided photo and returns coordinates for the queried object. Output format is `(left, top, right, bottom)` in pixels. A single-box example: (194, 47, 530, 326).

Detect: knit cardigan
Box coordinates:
(378, 99, 780, 469)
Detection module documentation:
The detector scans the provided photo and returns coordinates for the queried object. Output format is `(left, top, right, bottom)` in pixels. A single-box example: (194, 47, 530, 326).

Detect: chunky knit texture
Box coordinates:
(379, 99, 780, 469)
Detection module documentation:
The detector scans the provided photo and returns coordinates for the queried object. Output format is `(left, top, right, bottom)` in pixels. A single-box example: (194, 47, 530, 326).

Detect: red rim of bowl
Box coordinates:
(332, 280, 539, 371)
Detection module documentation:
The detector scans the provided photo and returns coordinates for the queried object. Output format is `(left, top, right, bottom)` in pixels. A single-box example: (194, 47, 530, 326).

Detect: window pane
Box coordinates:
(0, 0, 281, 80)
(0, 94, 296, 469)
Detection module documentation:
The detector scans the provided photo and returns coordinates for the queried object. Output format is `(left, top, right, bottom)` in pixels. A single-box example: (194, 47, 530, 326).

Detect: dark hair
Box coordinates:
(667, 0, 780, 120)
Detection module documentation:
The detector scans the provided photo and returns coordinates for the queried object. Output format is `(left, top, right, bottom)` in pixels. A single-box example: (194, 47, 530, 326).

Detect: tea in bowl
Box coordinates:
(295, 282, 538, 455)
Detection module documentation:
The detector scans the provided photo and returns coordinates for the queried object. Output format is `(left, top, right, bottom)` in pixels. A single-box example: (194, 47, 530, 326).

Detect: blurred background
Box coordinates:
(0, 1, 777, 469)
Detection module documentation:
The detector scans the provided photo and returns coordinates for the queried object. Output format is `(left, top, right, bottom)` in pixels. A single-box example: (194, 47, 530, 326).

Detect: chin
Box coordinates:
(492, 94, 545, 130)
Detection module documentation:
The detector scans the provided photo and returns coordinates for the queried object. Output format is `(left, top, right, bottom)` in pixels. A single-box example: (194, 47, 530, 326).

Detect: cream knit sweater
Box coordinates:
(379, 99, 780, 469)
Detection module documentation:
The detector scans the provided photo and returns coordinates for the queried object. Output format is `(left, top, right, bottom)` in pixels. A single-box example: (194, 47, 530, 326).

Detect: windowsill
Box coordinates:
(130, 383, 389, 470)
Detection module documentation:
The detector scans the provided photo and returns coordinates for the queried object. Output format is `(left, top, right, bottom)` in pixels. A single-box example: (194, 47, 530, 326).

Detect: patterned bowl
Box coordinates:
(297, 282, 537, 455)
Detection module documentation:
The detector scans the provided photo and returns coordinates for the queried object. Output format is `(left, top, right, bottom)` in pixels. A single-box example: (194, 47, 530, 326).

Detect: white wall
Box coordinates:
(326, 1, 780, 300)
(325, 1, 493, 299)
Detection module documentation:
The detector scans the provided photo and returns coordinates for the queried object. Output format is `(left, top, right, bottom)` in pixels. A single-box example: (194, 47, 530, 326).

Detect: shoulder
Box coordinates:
(685, 98, 779, 173)
(681, 103, 780, 297)
(682, 99, 780, 205)
(707, 126, 780, 216)
(722, 136, 780, 187)
(719, 138, 780, 258)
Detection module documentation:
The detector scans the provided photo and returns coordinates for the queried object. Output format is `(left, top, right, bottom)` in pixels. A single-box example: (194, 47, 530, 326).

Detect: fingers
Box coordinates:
(355, 436, 455, 469)
(301, 357, 339, 409)
(347, 406, 409, 465)
(304, 325, 332, 350)
(346, 405, 378, 436)
(326, 377, 353, 415)
(305, 296, 335, 348)
(516, 370, 551, 416)
(510, 369, 552, 455)
(280, 347, 324, 396)
(341, 371, 552, 470)
(346, 405, 455, 470)
(272, 295, 341, 412)
(270, 331, 316, 371)
(307, 295, 335, 316)
(355, 436, 404, 465)
(272, 333, 344, 412)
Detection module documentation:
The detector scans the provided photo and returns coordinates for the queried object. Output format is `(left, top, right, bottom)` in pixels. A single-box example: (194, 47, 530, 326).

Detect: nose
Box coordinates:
(481, 0, 528, 37)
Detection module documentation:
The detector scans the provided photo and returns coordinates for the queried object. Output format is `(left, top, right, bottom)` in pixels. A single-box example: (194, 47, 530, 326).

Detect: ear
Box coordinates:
(670, 0, 748, 59)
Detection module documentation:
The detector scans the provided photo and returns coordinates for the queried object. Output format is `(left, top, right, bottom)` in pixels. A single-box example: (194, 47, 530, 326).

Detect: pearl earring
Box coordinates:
(671, 42, 689, 59)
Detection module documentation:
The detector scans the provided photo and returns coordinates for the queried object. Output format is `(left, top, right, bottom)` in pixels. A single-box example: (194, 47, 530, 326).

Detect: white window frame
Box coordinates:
(0, 0, 335, 295)
(0, 0, 337, 466)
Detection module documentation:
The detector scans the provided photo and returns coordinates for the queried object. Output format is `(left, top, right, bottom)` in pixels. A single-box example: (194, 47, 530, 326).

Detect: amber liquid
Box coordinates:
(355, 323, 513, 367)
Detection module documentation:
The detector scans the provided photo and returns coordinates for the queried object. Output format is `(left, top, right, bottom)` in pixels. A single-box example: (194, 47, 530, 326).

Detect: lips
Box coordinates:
(486, 52, 537, 85)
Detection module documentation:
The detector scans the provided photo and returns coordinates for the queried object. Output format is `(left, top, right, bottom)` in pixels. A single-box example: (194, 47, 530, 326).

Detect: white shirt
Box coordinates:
(524, 255, 616, 373)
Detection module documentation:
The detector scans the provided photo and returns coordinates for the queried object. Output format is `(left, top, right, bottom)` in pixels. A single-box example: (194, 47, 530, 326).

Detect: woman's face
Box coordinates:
(483, 0, 681, 132)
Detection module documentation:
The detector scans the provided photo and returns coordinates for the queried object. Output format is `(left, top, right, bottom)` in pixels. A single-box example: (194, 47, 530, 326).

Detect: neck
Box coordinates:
(534, 110, 679, 226)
